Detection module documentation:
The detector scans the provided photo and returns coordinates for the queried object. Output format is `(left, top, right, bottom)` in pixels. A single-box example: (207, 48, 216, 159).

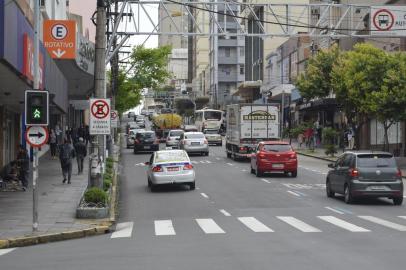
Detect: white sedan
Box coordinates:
(145, 150, 196, 191)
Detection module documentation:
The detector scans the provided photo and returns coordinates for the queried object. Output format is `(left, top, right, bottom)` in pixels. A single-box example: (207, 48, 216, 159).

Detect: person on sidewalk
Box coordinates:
(74, 137, 87, 174)
(49, 129, 58, 159)
(59, 139, 76, 184)
(297, 133, 304, 148)
(17, 145, 29, 191)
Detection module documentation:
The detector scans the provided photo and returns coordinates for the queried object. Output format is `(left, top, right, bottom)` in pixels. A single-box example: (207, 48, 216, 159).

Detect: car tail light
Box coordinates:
(134, 139, 140, 144)
(396, 169, 402, 178)
(152, 166, 163, 172)
(204, 139, 208, 144)
(349, 168, 359, 178)
(290, 153, 297, 159)
(239, 146, 247, 152)
(183, 164, 194, 170)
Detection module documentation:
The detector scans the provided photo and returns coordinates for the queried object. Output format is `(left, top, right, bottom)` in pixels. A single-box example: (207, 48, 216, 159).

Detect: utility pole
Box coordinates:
(90, 0, 107, 188)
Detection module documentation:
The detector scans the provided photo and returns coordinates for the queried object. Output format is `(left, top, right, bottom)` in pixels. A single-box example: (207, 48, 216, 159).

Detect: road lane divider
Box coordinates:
(200, 193, 209, 199)
(318, 216, 370, 232)
(219, 209, 231, 216)
(238, 217, 274, 232)
(261, 178, 271, 183)
(277, 216, 321, 232)
(287, 190, 301, 197)
(0, 248, 16, 256)
(324, 206, 345, 215)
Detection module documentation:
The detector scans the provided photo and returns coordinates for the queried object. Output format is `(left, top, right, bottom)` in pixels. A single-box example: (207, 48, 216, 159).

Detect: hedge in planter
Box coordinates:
(84, 187, 108, 207)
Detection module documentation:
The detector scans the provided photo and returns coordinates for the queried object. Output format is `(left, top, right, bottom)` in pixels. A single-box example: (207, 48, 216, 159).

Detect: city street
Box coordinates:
(1, 140, 406, 270)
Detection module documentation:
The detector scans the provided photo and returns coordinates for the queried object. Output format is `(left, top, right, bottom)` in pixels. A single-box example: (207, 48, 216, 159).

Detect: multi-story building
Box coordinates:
(209, 2, 245, 109)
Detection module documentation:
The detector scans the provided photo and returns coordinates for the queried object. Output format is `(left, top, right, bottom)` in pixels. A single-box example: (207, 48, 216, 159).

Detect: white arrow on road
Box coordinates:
(52, 48, 66, 58)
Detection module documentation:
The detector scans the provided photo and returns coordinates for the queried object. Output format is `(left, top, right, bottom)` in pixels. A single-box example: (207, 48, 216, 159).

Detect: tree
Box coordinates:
(114, 69, 142, 114)
(332, 43, 393, 149)
(296, 45, 340, 100)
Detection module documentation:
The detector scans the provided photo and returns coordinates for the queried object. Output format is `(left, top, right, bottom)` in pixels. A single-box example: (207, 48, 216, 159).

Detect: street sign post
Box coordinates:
(89, 98, 111, 135)
(371, 6, 406, 36)
(111, 110, 119, 128)
(25, 126, 49, 148)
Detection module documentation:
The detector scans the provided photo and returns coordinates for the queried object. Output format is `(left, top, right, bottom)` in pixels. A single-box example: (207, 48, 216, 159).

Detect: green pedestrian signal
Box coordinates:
(25, 90, 49, 126)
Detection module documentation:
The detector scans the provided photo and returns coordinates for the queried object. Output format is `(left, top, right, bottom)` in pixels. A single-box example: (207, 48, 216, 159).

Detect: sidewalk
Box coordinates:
(289, 140, 406, 178)
(0, 151, 93, 239)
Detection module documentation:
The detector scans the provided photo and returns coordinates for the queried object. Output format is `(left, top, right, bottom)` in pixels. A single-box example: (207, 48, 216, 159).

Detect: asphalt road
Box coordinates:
(1, 128, 406, 269)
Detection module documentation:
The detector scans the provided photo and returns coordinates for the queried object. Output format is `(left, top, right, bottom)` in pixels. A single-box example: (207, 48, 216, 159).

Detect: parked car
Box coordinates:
(126, 128, 145, 148)
(178, 132, 209, 156)
(133, 131, 159, 154)
(326, 151, 403, 205)
(126, 122, 139, 134)
(166, 129, 184, 148)
(145, 149, 195, 191)
(250, 141, 297, 177)
(203, 129, 222, 146)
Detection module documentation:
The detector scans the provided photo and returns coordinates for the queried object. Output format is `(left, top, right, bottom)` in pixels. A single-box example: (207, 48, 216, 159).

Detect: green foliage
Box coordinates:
(84, 187, 108, 206)
(103, 179, 112, 191)
(296, 45, 340, 100)
(325, 144, 338, 157)
(114, 69, 142, 114)
(323, 127, 338, 144)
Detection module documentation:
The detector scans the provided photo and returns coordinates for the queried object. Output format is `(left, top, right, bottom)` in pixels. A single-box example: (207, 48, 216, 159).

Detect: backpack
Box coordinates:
(60, 144, 72, 163)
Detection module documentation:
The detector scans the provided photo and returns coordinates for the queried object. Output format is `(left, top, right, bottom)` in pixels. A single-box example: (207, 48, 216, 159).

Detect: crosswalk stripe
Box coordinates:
(399, 216, 406, 220)
(111, 222, 134, 238)
(277, 216, 321, 232)
(196, 218, 225, 234)
(0, 248, 16, 256)
(318, 216, 370, 232)
(238, 217, 274, 232)
(358, 216, 406, 231)
(154, 220, 176, 236)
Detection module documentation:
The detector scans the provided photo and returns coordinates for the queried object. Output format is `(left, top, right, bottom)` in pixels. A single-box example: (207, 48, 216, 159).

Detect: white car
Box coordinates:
(146, 150, 196, 191)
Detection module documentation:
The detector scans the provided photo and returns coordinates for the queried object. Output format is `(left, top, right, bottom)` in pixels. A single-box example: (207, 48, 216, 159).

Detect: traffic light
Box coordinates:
(25, 90, 49, 126)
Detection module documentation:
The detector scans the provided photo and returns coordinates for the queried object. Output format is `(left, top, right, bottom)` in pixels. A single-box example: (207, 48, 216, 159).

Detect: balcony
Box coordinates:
(218, 72, 239, 82)
(218, 38, 245, 47)
(218, 56, 245, 65)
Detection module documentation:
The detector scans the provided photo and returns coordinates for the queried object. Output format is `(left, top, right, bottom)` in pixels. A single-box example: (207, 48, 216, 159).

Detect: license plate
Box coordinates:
(370, 185, 385, 191)
(191, 142, 200, 145)
(143, 146, 150, 149)
(167, 167, 179, 171)
(272, 164, 284, 169)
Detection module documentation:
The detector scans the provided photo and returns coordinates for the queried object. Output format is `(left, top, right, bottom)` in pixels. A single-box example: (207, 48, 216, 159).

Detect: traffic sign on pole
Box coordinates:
(25, 126, 49, 148)
(89, 98, 111, 135)
(111, 110, 119, 128)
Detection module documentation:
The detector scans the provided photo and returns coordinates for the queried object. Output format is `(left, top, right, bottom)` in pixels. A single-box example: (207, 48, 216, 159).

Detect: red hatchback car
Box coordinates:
(250, 141, 298, 177)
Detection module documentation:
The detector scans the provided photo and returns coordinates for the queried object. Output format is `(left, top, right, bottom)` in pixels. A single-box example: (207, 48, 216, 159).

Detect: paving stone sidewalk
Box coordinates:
(0, 151, 93, 239)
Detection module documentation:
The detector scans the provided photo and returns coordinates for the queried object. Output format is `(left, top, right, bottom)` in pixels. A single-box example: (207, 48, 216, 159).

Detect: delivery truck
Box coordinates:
(226, 104, 280, 160)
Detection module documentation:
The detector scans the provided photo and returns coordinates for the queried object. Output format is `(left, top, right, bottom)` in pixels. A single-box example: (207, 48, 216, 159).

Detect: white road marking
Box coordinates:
(191, 161, 198, 164)
(399, 216, 406, 220)
(154, 220, 176, 236)
(226, 163, 234, 166)
(238, 217, 274, 232)
(318, 216, 370, 232)
(196, 187, 200, 190)
(219, 209, 231, 216)
(277, 216, 321, 232)
(242, 169, 247, 172)
(111, 222, 134, 238)
(358, 216, 406, 231)
(324, 206, 345, 215)
(216, 157, 221, 160)
(0, 248, 16, 256)
(287, 190, 301, 197)
(135, 163, 145, 167)
(261, 178, 271, 183)
(200, 193, 209, 199)
(196, 219, 226, 234)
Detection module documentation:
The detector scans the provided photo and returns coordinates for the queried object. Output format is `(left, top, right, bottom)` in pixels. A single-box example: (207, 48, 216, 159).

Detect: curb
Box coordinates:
(0, 225, 110, 249)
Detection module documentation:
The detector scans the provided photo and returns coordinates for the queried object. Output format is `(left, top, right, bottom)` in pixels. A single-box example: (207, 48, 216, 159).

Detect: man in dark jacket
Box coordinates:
(59, 139, 76, 184)
(17, 145, 29, 191)
(74, 137, 87, 174)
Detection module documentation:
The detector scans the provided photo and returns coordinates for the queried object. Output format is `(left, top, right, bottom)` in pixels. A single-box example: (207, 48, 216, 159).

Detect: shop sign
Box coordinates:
(76, 35, 95, 74)
(89, 98, 111, 135)
(43, 20, 76, 59)
(299, 102, 312, 110)
(371, 6, 406, 36)
(22, 33, 44, 89)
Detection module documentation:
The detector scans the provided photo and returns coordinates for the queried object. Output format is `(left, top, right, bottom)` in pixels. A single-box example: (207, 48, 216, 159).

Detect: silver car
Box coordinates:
(166, 129, 184, 148)
(178, 132, 209, 156)
(126, 129, 145, 148)
(146, 150, 196, 191)
(203, 129, 222, 146)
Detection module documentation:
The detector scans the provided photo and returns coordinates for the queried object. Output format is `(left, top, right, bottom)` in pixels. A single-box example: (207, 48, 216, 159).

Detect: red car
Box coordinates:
(250, 141, 298, 177)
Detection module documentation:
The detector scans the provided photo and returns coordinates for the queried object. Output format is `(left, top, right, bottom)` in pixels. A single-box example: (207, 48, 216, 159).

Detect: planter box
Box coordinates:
(76, 187, 112, 219)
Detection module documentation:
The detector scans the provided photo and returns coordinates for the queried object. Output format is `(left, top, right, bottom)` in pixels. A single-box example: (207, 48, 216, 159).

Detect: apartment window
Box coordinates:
(225, 48, 231, 57)
(240, 65, 244, 75)
(240, 49, 244, 57)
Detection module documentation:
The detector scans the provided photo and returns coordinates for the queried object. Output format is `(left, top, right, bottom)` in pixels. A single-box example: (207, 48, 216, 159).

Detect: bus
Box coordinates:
(194, 109, 224, 132)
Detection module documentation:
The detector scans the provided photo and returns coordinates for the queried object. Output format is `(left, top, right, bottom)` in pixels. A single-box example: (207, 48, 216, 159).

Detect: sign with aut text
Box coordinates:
(89, 99, 111, 135)
(371, 6, 406, 36)
(43, 20, 76, 59)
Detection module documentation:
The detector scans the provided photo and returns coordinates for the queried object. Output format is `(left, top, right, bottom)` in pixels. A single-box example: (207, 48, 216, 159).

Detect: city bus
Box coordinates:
(194, 109, 224, 132)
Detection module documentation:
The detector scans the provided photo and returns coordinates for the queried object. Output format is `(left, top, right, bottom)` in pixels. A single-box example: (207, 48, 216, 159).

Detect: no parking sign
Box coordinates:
(89, 98, 111, 135)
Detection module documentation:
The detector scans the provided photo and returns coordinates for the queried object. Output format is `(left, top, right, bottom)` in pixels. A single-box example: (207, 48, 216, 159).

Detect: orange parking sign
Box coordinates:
(43, 20, 76, 59)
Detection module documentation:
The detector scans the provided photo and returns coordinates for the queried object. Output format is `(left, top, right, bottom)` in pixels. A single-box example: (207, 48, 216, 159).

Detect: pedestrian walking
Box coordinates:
(59, 139, 76, 184)
(17, 145, 29, 191)
(297, 133, 304, 148)
(85, 125, 90, 147)
(50, 129, 57, 159)
(74, 137, 87, 174)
